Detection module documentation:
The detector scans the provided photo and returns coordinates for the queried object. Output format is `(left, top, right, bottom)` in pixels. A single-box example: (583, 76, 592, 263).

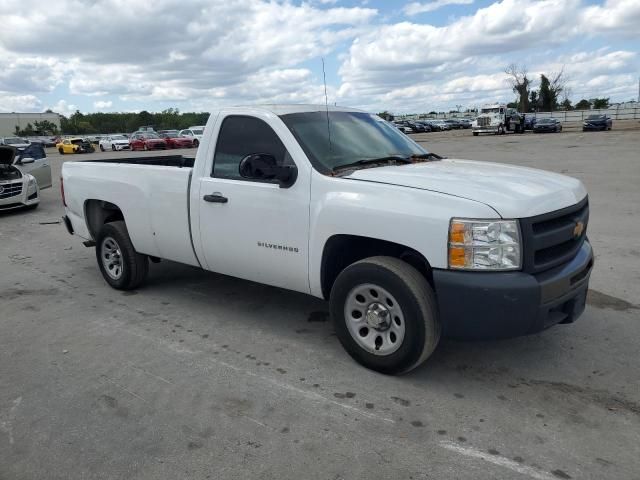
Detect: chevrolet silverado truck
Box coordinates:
(61, 105, 593, 374)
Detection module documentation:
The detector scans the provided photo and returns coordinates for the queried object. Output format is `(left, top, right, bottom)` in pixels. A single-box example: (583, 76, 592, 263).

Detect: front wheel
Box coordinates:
(330, 256, 440, 375)
(193, 139, 199, 147)
(96, 221, 149, 290)
(58, 148, 64, 155)
(472, 132, 479, 136)
(497, 124, 505, 135)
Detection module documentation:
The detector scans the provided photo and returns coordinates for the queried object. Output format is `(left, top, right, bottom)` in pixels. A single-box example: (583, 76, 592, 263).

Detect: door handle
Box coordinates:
(203, 193, 228, 203)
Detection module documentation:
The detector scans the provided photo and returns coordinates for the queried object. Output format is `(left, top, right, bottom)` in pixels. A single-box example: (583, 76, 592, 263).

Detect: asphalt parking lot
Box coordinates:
(1, 128, 639, 479)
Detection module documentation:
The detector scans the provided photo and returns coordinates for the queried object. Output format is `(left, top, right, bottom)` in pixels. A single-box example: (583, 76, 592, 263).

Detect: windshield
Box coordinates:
(161, 131, 179, 137)
(191, 129, 204, 135)
(480, 108, 501, 114)
(4, 138, 26, 145)
(144, 133, 160, 139)
(280, 111, 428, 173)
(111, 135, 127, 140)
(537, 119, 554, 124)
(587, 115, 603, 120)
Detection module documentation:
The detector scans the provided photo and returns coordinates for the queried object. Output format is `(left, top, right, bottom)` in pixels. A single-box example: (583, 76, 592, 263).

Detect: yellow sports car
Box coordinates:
(56, 138, 95, 154)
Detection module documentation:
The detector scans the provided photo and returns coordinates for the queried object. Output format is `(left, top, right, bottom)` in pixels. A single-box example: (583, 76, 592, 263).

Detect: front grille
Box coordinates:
(478, 117, 490, 127)
(520, 197, 589, 273)
(0, 182, 23, 199)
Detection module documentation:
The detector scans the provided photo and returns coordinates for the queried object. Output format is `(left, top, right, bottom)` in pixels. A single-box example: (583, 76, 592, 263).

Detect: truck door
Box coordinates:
(17, 144, 52, 189)
(196, 114, 310, 294)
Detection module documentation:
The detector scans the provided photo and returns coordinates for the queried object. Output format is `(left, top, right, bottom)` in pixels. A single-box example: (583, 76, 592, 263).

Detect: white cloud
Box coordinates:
(93, 100, 113, 109)
(0, 94, 42, 112)
(404, 0, 474, 16)
(0, 0, 637, 113)
(47, 100, 77, 117)
(581, 0, 640, 36)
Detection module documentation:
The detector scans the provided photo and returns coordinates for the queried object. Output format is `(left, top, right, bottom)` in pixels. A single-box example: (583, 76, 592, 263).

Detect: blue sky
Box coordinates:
(0, 0, 638, 116)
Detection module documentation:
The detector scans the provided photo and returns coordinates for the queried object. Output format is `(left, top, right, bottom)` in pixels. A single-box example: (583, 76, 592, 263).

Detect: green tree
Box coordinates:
(377, 111, 393, 121)
(539, 75, 552, 110)
(529, 90, 539, 111)
(33, 120, 59, 135)
(575, 99, 592, 110)
(560, 98, 573, 111)
(591, 97, 609, 109)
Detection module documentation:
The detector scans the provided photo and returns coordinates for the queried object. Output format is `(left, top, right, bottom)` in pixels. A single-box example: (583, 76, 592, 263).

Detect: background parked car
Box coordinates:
(444, 119, 464, 129)
(583, 114, 612, 131)
(56, 137, 95, 154)
(458, 119, 472, 129)
(392, 122, 413, 134)
(415, 121, 433, 132)
(428, 120, 451, 131)
(533, 118, 562, 133)
(179, 126, 204, 147)
(129, 132, 168, 151)
(158, 130, 195, 148)
(1, 137, 30, 148)
(523, 114, 537, 130)
(99, 135, 131, 151)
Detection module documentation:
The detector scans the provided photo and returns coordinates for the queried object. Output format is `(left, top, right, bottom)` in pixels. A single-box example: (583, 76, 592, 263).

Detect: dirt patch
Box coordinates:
(521, 379, 640, 417)
(587, 289, 637, 311)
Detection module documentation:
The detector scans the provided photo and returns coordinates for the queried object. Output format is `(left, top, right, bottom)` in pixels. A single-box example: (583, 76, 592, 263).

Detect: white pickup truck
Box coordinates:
(62, 105, 593, 374)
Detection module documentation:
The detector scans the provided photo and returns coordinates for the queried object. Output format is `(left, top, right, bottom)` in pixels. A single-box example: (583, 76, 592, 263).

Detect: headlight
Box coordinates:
(448, 218, 521, 271)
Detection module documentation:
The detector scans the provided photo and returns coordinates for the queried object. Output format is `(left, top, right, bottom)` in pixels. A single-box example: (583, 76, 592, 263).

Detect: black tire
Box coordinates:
(100, 144, 105, 151)
(472, 132, 479, 136)
(95, 221, 149, 290)
(58, 148, 64, 155)
(330, 256, 440, 375)
(112, 145, 116, 151)
(193, 139, 199, 147)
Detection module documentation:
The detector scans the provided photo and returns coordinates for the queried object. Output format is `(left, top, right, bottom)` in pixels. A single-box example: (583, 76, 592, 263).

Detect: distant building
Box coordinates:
(0, 112, 62, 137)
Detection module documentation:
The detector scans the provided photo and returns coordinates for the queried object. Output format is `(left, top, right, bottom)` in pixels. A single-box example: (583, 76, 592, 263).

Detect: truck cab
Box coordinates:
(472, 104, 524, 135)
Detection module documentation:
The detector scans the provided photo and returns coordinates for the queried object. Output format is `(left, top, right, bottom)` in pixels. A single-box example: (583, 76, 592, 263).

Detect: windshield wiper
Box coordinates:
(409, 152, 445, 160)
(331, 155, 412, 174)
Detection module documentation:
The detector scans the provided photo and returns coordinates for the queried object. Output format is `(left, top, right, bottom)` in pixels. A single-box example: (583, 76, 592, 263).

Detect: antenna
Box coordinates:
(321, 57, 333, 156)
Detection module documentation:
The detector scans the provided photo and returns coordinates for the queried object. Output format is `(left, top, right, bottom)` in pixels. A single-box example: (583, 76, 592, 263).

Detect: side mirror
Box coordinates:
(20, 157, 35, 164)
(239, 153, 297, 188)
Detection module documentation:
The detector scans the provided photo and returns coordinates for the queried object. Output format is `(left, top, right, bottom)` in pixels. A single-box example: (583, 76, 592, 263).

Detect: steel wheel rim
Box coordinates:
(101, 236, 123, 280)
(344, 283, 405, 356)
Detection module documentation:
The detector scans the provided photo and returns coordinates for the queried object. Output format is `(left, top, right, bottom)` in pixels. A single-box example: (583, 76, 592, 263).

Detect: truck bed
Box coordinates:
(62, 158, 200, 267)
(82, 155, 195, 168)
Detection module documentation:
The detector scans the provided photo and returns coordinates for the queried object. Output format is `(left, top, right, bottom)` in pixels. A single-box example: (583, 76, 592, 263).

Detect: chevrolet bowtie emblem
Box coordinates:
(573, 221, 584, 238)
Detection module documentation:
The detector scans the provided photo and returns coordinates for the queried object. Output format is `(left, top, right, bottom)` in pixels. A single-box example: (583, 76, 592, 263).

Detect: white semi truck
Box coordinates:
(472, 104, 524, 135)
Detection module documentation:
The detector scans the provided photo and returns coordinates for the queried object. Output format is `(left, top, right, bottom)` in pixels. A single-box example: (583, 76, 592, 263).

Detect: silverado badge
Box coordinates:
(573, 221, 584, 238)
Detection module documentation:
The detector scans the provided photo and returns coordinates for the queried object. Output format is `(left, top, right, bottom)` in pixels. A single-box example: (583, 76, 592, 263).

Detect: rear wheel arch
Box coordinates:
(84, 199, 125, 241)
(320, 234, 434, 300)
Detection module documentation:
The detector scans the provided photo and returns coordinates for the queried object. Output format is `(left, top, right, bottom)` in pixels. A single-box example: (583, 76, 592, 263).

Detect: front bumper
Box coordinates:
(582, 124, 607, 131)
(472, 127, 498, 134)
(433, 240, 593, 339)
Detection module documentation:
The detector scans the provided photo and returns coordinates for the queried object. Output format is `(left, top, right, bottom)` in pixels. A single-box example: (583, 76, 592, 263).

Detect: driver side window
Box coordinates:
(212, 115, 292, 180)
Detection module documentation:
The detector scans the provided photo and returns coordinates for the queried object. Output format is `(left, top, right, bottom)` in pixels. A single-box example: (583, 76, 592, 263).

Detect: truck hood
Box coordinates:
(345, 159, 586, 218)
(0, 146, 17, 166)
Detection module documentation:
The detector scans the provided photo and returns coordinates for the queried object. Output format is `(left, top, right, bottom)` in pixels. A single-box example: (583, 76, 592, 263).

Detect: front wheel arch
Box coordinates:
(320, 234, 433, 300)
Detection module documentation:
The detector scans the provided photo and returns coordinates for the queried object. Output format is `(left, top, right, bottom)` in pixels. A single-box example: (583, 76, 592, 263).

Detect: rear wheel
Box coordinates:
(100, 144, 105, 151)
(96, 221, 149, 290)
(193, 139, 199, 147)
(472, 132, 479, 136)
(330, 256, 440, 375)
(112, 145, 116, 151)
